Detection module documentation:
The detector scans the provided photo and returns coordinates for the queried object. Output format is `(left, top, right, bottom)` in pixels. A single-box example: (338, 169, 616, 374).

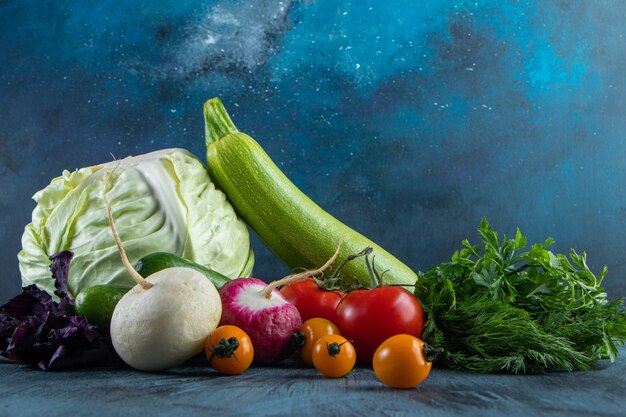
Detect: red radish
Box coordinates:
(218, 278, 300, 364)
(218, 241, 342, 364)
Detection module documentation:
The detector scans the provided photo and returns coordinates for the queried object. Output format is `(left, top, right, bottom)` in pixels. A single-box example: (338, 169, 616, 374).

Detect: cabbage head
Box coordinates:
(18, 148, 254, 298)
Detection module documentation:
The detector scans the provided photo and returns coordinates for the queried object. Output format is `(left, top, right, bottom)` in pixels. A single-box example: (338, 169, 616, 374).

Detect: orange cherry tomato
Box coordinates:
(311, 334, 356, 378)
(205, 325, 254, 375)
(373, 334, 433, 388)
(295, 318, 341, 366)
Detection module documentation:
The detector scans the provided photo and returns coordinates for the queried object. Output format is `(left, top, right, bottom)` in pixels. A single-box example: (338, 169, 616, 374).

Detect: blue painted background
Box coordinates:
(1, 0, 625, 301)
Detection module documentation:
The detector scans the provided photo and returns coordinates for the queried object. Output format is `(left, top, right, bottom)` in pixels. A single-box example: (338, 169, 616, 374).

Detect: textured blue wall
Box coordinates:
(1, 0, 625, 301)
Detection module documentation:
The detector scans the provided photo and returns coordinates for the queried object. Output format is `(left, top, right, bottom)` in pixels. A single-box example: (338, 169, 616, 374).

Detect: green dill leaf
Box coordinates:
(417, 219, 626, 374)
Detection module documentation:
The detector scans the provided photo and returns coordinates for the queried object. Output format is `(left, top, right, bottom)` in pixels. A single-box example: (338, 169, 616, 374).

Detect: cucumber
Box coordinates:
(75, 253, 231, 328)
(75, 285, 130, 328)
(203, 98, 417, 288)
(134, 252, 231, 289)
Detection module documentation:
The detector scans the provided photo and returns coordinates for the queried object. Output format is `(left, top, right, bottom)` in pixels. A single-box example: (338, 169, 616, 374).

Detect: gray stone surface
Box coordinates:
(1, 352, 624, 417)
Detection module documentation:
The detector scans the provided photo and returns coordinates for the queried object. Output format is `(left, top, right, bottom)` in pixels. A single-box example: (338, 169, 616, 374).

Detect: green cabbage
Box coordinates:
(18, 148, 254, 297)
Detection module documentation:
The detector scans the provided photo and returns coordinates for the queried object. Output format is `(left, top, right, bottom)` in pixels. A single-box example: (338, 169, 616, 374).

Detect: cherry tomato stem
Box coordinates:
(205, 325, 254, 375)
(296, 318, 341, 366)
(312, 335, 356, 378)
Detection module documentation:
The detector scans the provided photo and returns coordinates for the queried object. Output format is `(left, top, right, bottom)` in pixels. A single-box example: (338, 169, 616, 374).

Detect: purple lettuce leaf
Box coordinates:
(41, 316, 111, 371)
(50, 250, 74, 310)
(0, 285, 53, 321)
(38, 315, 111, 371)
(0, 251, 114, 371)
(5, 317, 50, 364)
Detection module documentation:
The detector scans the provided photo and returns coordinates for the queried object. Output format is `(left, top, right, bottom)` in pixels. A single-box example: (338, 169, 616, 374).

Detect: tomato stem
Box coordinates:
(362, 252, 391, 288)
(318, 247, 373, 291)
(327, 247, 372, 281)
(372, 256, 390, 287)
(326, 341, 348, 357)
(261, 237, 343, 298)
(290, 332, 307, 349)
(208, 336, 241, 362)
(364, 253, 380, 289)
(423, 344, 444, 363)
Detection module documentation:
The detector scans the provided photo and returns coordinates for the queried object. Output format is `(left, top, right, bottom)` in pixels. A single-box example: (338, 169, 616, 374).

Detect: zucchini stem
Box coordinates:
(204, 98, 240, 145)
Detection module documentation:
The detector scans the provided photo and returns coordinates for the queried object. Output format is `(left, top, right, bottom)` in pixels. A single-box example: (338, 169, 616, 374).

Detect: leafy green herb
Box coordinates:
(415, 218, 626, 374)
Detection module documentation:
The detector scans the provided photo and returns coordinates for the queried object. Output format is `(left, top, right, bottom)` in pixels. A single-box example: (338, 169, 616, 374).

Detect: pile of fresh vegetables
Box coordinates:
(1, 98, 625, 389)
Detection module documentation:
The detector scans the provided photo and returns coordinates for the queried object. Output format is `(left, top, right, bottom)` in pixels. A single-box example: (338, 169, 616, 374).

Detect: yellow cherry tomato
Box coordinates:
(311, 334, 356, 378)
(296, 318, 341, 366)
(373, 334, 433, 388)
(205, 325, 254, 375)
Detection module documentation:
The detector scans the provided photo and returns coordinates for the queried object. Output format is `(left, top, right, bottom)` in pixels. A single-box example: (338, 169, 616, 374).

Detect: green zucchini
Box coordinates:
(203, 98, 417, 288)
(75, 285, 130, 328)
(134, 252, 231, 289)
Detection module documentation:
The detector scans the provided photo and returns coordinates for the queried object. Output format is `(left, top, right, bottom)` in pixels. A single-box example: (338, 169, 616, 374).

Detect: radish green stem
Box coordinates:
(104, 171, 153, 290)
(261, 237, 343, 299)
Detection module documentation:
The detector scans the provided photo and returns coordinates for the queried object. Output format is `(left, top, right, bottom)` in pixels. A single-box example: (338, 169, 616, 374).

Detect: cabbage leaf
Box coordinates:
(19, 148, 254, 297)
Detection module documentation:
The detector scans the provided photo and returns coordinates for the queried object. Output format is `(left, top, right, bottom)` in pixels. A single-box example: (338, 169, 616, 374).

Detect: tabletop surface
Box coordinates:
(1, 350, 624, 417)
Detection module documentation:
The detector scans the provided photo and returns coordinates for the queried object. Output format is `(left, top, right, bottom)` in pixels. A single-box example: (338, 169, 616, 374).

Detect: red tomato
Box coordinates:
(280, 278, 344, 324)
(335, 286, 424, 363)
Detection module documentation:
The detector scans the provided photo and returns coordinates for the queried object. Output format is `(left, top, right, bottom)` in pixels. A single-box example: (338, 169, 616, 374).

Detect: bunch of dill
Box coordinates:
(415, 218, 626, 374)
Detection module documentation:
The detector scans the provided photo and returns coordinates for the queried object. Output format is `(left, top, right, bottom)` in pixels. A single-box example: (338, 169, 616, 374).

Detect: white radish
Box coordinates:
(105, 192, 222, 372)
